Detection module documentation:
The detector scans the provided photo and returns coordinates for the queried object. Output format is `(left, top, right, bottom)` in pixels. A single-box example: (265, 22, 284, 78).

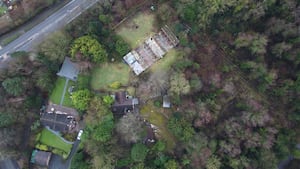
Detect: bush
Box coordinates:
(36, 144, 49, 151)
(109, 81, 121, 89)
(103, 95, 114, 105)
(154, 100, 162, 107)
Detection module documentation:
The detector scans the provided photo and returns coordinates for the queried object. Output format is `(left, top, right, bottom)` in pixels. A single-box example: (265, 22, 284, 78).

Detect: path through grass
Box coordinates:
(91, 63, 131, 91)
(116, 12, 156, 48)
(49, 77, 74, 107)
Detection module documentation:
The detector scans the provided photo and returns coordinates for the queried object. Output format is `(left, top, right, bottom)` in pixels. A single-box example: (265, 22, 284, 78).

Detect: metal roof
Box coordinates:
(57, 57, 79, 81)
(123, 25, 179, 76)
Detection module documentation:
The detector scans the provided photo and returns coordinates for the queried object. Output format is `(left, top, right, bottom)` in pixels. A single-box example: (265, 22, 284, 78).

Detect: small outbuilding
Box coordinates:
(57, 57, 79, 81)
(30, 150, 52, 167)
(162, 95, 171, 108)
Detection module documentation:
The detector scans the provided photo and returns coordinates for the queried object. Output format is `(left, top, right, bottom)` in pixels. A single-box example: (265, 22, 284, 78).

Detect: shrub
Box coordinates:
(154, 100, 162, 107)
(109, 81, 121, 89)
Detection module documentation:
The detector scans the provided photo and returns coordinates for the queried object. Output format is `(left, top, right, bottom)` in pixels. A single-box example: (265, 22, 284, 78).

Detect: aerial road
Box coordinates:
(0, 0, 100, 62)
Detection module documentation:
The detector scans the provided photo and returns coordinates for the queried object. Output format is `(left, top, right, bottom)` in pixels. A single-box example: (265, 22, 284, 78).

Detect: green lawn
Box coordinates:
(150, 49, 181, 73)
(38, 128, 72, 155)
(116, 12, 156, 48)
(91, 63, 131, 91)
(49, 77, 74, 107)
(140, 102, 176, 150)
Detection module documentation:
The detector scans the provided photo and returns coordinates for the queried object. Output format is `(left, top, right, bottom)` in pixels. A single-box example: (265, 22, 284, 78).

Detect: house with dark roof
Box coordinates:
(57, 57, 79, 81)
(111, 91, 139, 116)
(0, 159, 20, 169)
(30, 150, 52, 167)
(40, 104, 77, 132)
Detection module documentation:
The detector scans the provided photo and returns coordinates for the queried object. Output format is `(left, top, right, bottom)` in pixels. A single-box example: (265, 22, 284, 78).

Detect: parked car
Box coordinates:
(77, 130, 83, 140)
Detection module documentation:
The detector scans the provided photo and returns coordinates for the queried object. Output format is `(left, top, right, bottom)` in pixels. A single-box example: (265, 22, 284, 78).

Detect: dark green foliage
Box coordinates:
(0, 112, 14, 127)
(2, 77, 24, 96)
(92, 114, 114, 142)
(152, 140, 166, 152)
(24, 93, 43, 110)
(115, 37, 130, 57)
(116, 157, 132, 168)
(71, 151, 91, 169)
(168, 115, 195, 142)
(131, 143, 149, 162)
(84, 96, 115, 143)
(189, 74, 203, 92)
(153, 153, 169, 168)
(275, 129, 296, 160)
(154, 100, 162, 108)
(182, 5, 197, 23)
(77, 75, 91, 90)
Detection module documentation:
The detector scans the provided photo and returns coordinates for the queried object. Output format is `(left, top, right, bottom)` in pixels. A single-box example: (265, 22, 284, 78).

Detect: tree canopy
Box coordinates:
(131, 143, 149, 162)
(2, 77, 25, 96)
(71, 89, 92, 111)
(70, 35, 108, 63)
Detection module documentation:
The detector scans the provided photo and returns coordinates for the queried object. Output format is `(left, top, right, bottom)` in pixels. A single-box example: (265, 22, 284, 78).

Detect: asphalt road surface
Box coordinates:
(48, 139, 81, 169)
(0, 0, 100, 62)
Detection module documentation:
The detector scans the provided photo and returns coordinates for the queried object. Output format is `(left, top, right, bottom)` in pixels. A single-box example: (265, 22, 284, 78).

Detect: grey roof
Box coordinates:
(57, 57, 79, 81)
(0, 159, 20, 169)
(163, 95, 171, 108)
(30, 150, 52, 167)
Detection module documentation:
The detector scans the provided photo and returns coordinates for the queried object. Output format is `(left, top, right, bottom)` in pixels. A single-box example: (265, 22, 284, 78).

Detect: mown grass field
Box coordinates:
(38, 128, 72, 155)
(116, 12, 156, 48)
(91, 63, 131, 91)
(49, 77, 74, 107)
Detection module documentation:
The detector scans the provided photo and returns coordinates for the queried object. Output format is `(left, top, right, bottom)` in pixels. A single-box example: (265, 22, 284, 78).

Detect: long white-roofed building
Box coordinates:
(123, 25, 179, 75)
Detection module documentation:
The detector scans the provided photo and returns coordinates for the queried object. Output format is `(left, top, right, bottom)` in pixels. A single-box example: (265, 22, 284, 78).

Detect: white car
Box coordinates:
(77, 130, 83, 140)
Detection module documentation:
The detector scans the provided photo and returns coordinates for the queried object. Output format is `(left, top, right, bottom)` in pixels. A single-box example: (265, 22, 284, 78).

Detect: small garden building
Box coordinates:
(57, 57, 79, 81)
(30, 150, 52, 167)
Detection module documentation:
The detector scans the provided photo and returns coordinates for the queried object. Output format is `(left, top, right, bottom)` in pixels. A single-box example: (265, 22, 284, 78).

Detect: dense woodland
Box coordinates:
(0, 0, 300, 169)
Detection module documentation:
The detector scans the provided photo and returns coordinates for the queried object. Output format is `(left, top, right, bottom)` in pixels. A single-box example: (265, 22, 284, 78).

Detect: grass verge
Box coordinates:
(1, 32, 21, 46)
